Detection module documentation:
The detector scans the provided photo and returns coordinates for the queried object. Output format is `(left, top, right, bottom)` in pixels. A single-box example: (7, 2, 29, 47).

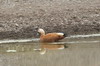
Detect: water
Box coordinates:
(0, 34, 100, 66)
(0, 34, 100, 54)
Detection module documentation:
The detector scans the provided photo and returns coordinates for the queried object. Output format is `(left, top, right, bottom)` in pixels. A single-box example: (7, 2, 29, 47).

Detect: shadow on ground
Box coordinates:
(0, 24, 100, 39)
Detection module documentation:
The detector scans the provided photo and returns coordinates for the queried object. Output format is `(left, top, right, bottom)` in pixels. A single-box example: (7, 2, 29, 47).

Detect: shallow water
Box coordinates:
(0, 35, 100, 53)
(0, 34, 100, 66)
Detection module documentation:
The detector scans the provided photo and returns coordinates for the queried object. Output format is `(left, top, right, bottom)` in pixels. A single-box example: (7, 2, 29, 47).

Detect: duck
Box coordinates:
(38, 28, 67, 42)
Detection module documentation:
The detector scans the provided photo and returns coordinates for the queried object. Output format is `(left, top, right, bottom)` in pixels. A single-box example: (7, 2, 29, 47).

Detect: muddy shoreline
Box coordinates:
(0, 0, 100, 39)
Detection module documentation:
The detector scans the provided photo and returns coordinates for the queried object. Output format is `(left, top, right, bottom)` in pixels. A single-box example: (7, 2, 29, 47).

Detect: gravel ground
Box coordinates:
(0, 0, 100, 39)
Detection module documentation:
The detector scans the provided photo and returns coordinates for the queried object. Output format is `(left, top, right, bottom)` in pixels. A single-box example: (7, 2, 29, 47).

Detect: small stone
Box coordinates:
(15, 23, 19, 27)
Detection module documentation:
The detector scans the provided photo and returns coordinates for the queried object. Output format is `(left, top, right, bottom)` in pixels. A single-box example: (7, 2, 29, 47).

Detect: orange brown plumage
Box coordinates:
(38, 28, 66, 42)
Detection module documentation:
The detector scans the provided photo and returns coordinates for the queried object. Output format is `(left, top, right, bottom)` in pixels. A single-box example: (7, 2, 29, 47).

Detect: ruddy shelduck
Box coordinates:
(38, 28, 67, 42)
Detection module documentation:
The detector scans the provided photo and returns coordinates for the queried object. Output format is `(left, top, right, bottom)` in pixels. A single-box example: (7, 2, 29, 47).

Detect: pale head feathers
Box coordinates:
(38, 28, 45, 34)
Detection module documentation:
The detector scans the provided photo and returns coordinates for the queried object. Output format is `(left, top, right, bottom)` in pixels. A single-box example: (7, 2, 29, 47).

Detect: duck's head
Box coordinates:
(38, 28, 45, 35)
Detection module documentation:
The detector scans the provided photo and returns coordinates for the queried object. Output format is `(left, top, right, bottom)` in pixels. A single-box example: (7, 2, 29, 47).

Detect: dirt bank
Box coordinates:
(0, 0, 100, 39)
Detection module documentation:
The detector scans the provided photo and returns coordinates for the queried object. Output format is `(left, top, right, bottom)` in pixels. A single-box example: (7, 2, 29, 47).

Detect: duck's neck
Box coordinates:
(40, 32, 45, 37)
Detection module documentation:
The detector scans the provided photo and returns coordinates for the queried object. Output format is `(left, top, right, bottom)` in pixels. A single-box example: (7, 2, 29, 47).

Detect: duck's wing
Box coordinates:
(40, 33, 65, 42)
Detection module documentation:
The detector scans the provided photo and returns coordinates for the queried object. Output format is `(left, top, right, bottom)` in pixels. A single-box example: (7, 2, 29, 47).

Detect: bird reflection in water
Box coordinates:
(34, 43, 67, 55)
